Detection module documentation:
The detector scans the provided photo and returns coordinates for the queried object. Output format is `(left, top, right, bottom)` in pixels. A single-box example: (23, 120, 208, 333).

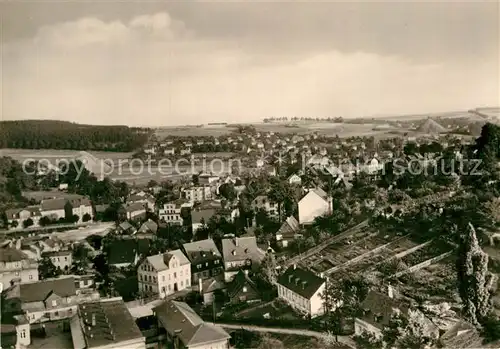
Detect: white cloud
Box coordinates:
(3, 12, 498, 126)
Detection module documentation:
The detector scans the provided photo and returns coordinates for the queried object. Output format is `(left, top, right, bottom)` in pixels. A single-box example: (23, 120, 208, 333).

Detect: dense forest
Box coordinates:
(0, 120, 151, 152)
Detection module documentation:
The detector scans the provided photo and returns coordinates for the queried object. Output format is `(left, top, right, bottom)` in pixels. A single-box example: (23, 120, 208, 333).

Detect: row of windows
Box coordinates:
(196, 260, 219, 269)
(278, 286, 308, 309)
(51, 256, 69, 262)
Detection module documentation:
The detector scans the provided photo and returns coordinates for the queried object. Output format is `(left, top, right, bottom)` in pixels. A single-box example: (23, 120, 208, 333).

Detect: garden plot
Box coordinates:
(399, 242, 452, 268)
(396, 256, 458, 302)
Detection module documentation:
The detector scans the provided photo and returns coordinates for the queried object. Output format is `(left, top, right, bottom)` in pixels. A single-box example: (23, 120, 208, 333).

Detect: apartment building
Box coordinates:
(137, 249, 191, 298)
(158, 200, 186, 225)
(277, 265, 326, 318)
(0, 247, 39, 288)
(182, 239, 223, 283)
(41, 250, 73, 271)
(298, 188, 332, 225)
(5, 206, 42, 229)
(183, 186, 212, 203)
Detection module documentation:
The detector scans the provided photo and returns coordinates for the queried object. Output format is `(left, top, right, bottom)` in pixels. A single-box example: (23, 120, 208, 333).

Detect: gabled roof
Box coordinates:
(15, 277, 76, 303)
(182, 239, 221, 263)
(221, 236, 265, 264)
(154, 301, 230, 347)
(358, 290, 409, 329)
(276, 216, 300, 238)
(277, 266, 325, 299)
(138, 219, 158, 234)
(0, 247, 29, 262)
(125, 202, 146, 213)
(146, 249, 190, 271)
(226, 271, 259, 298)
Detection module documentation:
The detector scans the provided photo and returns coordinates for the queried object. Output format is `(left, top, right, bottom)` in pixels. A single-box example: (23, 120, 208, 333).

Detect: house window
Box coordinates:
(51, 300, 57, 307)
(162, 275, 165, 281)
(69, 308, 73, 315)
(214, 260, 219, 265)
(181, 281, 183, 287)
(29, 275, 33, 280)
(197, 264, 202, 269)
(21, 330, 26, 338)
(65, 257, 68, 261)
(186, 279, 190, 286)
(181, 270, 183, 276)
(54, 311, 59, 317)
(205, 262, 208, 267)
(174, 272, 177, 278)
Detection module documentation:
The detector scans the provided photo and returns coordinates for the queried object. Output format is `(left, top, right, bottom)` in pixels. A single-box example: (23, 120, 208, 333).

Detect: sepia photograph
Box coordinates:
(0, 1, 499, 348)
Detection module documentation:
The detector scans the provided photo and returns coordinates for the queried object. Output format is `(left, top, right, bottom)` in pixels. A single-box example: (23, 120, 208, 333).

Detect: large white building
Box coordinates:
(158, 200, 186, 225)
(297, 188, 332, 225)
(0, 247, 39, 288)
(183, 186, 213, 203)
(277, 265, 326, 318)
(137, 250, 191, 298)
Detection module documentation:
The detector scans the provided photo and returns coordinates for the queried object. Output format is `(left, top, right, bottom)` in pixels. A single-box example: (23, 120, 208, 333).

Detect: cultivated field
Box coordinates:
(0, 149, 133, 163)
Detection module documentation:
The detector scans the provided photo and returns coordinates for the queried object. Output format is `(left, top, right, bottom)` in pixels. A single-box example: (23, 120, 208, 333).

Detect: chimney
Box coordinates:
(91, 313, 96, 326)
(198, 278, 203, 293)
(288, 275, 293, 283)
(295, 278, 300, 285)
(235, 238, 239, 247)
(293, 264, 296, 270)
(388, 284, 394, 299)
(302, 281, 307, 290)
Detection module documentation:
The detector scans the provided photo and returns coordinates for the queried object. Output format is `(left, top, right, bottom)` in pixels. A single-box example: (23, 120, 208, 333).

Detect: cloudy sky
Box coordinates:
(1, 1, 499, 126)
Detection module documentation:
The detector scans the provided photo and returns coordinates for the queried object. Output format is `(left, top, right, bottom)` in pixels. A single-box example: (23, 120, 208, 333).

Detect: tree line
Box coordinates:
(0, 120, 151, 152)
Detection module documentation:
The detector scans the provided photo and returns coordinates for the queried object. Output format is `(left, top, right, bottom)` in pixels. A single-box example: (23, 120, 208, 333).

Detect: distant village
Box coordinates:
(1, 118, 500, 349)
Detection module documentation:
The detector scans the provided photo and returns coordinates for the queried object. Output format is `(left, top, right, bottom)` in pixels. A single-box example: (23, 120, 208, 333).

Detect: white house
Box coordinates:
(159, 201, 185, 225)
(277, 265, 326, 318)
(251, 195, 279, 217)
(137, 250, 191, 298)
(287, 174, 302, 185)
(298, 188, 332, 225)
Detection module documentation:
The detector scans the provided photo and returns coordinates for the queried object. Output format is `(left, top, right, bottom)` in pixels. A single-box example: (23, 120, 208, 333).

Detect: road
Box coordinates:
(0, 222, 97, 236)
(284, 220, 369, 269)
(216, 323, 356, 348)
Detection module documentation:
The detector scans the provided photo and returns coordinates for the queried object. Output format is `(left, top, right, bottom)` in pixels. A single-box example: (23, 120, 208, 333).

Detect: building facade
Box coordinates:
(137, 250, 191, 298)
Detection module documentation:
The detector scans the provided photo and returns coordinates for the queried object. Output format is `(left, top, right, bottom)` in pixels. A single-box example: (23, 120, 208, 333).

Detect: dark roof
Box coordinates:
(18, 277, 77, 303)
(277, 266, 325, 299)
(358, 290, 409, 329)
(0, 247, 29, 262)
(191, 209, 216, 224)
(276, 216, 299, 239)
(226, 271, 259, 298)
(78, 298, 144, 348)
(154, 301, 230, 347)
(107, 240, 137, 265)
(125, 202, 146, 213)
(182, 239, 221, 264)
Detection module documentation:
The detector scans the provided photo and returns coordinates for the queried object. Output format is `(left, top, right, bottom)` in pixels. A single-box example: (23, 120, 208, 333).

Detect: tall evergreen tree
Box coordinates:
(456, 223, 496, 325)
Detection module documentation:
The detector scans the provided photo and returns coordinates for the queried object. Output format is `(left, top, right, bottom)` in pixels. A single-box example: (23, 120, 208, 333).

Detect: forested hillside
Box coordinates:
(0, 120, 151, 152)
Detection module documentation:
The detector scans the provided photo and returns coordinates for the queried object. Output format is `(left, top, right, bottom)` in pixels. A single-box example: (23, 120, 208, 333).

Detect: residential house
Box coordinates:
(163, 148, 175, 155)
(0, 314, 30, 349)
(137, 219, 158, 238)
(197, 278, 226, 305)
(2, 276, 100, 324)
(125, 202, 147, 221)
(298, 188, 332, 225)
(198, 173, 220, 185)
(275, 216, 301, 248)
(116, 221, 137, 235)
(5, 206, 42, 229)
(180, 147, 192, 155)
(41, 250, 72, 272)
(182, 239, 223, 283)
(287, 174, 302, 185)
(226, 270, 260, 304)
(0, 247, 39, 288)
(354, 288, 408, 339)
(128, 193, 156, 212)
(191, 208, 216, 233)
(251, 195, 279, 217)
(37, 237, 63, 253)
(183, 186, 213, 203)
(70, 297, 146, 349)
(137, 249, 191, 298)
(153, 300, 230, 349)
(107, 239, 139, 268)
(144, 146, 157, 155)
(221, 235, 266, 282)
(40, 196, 93, 223)
(159, 200, 185, 225)
(277, 265, 326, 318)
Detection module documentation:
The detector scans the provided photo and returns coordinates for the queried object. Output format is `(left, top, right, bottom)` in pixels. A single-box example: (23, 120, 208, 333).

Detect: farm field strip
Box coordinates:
(400, 242, 452, 268)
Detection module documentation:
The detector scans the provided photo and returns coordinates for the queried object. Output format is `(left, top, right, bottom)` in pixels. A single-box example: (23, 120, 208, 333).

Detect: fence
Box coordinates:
(393, 251, 454, 278)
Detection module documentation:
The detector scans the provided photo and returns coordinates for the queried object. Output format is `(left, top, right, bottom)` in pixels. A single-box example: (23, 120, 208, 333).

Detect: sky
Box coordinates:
(1, 1, 499, 126)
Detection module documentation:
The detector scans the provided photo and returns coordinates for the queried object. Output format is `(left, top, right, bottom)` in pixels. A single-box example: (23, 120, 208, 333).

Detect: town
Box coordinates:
(1, 114, 500, 349)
